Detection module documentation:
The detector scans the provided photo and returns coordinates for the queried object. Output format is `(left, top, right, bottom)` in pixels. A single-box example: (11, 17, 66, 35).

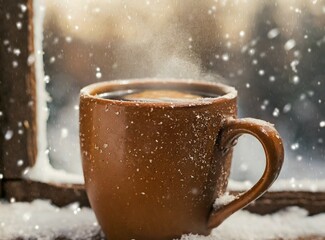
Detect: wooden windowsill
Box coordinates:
(3, 180, 325, 214)
(1, 180, 325, 240)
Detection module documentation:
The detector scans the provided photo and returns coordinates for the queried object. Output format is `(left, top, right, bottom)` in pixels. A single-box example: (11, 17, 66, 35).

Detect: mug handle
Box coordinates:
(207, 118, 284, 229)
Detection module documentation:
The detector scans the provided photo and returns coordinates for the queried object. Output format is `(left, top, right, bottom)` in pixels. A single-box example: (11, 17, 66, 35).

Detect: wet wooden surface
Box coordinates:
(3, 180, 89, 207)
(3, 180, 325, 215)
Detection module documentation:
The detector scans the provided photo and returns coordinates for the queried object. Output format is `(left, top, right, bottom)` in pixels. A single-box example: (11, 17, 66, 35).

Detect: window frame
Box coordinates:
(0, 0, 86, 206)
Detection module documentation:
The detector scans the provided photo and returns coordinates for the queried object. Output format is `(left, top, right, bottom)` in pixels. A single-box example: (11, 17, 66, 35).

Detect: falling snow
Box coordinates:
(4, 130, 13, 140)
(267, 28, 280, 39)
(291, 75, 300, 85)
(260, 100, 269, 111)
(17, 160, 24, 167)
(13, 48, 21, 56)
(320, 121, 325, 128)
(248, 48, 255, 56)
(16, 22, 22, 30)
(283, 104, 292, 113)
(27, 54, 35, 65)
(269, 76, 275, 82)
(96, 72, 102, 79)
(272, 108, 280, 117)
(22, 0, 325, 207)
(12, 61, 18, 68)
(96, 67, 102, 79)
(19, 4, 27, 12)
(290, 60, 299, 73)
(284, 39, 296, 51)
(44, 75, 50, 83)
(65, 36, 72, 43)
(258, 69, 265, 76)
(61, 128, 69, 138)
(0, 3, 322, 240)
(221, 53, 229, 61)
(291, 143, 299, 151)
(49, 56, 56, 63)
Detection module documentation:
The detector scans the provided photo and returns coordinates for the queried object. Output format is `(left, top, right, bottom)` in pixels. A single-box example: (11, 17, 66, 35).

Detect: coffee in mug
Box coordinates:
(97, 88, 219, 102)
(80, 79, 284, 240)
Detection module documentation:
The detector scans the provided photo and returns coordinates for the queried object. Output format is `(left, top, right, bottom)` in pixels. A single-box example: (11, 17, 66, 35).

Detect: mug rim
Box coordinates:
(80, 78, 237, 107)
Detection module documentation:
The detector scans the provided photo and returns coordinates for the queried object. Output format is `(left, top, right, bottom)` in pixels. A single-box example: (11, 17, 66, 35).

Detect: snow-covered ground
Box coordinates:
(0, 200, 324, 240)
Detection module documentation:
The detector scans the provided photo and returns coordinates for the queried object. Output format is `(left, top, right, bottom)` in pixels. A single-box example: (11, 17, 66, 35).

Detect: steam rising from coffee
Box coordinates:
(45, 0, 233, 83)
(46, 0, 319, 83)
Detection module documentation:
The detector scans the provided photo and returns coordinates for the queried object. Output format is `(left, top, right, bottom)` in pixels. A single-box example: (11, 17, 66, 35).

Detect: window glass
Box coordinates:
(43, 0, 325, 182)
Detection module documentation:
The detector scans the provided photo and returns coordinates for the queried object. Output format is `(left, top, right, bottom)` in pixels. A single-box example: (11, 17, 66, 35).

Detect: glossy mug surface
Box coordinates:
(80, 79, 284, 240)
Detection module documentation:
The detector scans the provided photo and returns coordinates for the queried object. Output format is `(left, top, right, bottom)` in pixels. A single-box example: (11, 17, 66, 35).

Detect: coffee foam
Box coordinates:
(124, 90, 202, 102)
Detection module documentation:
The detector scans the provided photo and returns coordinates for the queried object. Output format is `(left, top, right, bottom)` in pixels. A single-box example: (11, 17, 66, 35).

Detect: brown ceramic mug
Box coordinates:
(79, 79, 284, 240)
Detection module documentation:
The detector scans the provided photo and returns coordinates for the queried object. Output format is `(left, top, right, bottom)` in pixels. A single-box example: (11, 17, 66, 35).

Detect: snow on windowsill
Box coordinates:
(0, 200, 324, 240)
(182, 207, 325, 240)
(0, 200, 100, 240)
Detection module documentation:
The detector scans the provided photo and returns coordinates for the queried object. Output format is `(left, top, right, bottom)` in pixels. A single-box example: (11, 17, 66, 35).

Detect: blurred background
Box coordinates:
(42, 0, 325, 183)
